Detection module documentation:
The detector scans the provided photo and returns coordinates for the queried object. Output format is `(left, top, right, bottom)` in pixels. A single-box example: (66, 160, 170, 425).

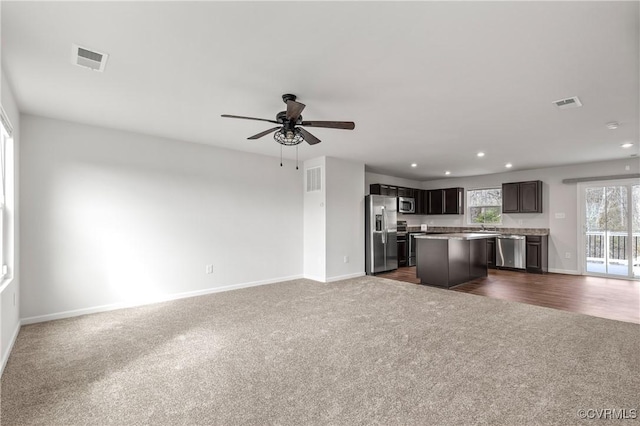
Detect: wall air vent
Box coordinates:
(552, 96, 582, 109)
(306, 166, 322, 192)
(72, 44, 109, 72)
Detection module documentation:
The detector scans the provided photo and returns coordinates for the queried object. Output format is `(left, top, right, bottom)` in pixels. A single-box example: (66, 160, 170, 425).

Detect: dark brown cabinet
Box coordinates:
(502, 180, 543, 213)
(415, 190, 425, 215)
(427, 190, 444, 215)
(370, 184, 399, 197)
(398, 187, 414, 197)
(526, 235, 548, 274)
(444, 188, 464, 214)
(397, 234, 407, 267)
(519, 181, 542, 213)
(370, 184, 463, 216)
(370, 184, 424, 215)
(427, 187, 464, 215)
(487, 238, 496, 269)
(502, 183, 520, 213)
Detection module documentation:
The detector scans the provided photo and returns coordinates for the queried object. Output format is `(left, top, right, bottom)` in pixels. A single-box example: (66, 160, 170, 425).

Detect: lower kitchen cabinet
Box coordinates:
(487, 238, 496, 269)
(526, 235, 548, 274)
(398, 234, 407, 267)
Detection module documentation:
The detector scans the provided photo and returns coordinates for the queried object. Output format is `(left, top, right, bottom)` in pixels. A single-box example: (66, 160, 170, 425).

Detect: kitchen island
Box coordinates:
(415, 233, 500, 288)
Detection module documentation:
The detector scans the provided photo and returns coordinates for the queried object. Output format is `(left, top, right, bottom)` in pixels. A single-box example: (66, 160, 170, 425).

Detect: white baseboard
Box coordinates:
(303, 274, 326, 282)
(303, 272, 365, 283)
(548, 268, 580, 275)
(325, 272, 366, 283)
(1, 319, 21, 377)
(21, 274, 304, 325)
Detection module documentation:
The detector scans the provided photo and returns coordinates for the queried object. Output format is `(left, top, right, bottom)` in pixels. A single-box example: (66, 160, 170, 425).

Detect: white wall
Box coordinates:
(325, 157, 365, 281)
(19, 115, 304, 322)
(303, 156, 365, 282)
(303, 157, 326, 281)
(1, 70, 20, 374)
(367, 158, 640, 273)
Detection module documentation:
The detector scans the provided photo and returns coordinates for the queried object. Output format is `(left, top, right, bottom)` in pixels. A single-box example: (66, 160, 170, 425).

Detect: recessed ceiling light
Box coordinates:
(411, 163, 417, 168)
(445, 171, 451, 175)
(477, 152, 485, 158)
(505, 163, 513, 168)
(621, 143, 634, 148)
(606, 121, 620, 130)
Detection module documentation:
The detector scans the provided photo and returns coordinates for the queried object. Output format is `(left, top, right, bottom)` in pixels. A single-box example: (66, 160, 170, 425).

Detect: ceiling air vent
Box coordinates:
(72, 44, 109, 72)
(306, 166, 322, 192)
(552, 96, 582, 110)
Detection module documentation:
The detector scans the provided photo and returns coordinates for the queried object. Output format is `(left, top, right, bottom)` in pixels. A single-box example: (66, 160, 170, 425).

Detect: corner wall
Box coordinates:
(19, 114, 304, 322)
(325, 158, 365, 281)
(304, 157, 365, 282)
(303, 157, 326, 281)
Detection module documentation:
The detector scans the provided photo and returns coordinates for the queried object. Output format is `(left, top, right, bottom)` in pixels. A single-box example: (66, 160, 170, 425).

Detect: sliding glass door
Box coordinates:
(582, 180, 639, 278)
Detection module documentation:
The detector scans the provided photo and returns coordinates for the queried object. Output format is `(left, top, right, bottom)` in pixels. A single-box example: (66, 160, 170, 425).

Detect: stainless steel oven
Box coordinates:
(398, 197, 415, 214)
(408, 232, 426, 266)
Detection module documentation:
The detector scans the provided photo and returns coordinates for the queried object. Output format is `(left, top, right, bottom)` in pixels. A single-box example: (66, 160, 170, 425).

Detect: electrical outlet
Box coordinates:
(344, 256, 349, 263)
(518, 219, 523, 225)
(13, 292, 16, 307)
(565, 252, 571, 259)
(625, 165, 630, 171)
(205, 265, 213, 274)
(555, 212, 566, 219)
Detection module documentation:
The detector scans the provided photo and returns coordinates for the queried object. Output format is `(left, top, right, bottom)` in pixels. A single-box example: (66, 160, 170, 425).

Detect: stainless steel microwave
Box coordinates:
(398, 197, 415, 214)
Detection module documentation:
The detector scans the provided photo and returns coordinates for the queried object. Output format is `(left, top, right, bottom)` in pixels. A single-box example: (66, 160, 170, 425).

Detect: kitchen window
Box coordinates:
(467, 188, 502, 224)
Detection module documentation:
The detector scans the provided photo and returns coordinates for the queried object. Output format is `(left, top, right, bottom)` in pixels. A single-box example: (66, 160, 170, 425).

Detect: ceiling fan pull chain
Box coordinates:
(296, 145, 299, 170)
(280, 143, 283, 167)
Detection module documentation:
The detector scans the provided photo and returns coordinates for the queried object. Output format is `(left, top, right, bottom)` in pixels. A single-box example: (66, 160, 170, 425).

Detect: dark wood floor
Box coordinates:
(377, 267, 640, 324)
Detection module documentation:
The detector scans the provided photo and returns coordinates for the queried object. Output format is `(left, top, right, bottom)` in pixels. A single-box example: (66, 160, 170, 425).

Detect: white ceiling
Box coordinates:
(2, 1, 638, 180)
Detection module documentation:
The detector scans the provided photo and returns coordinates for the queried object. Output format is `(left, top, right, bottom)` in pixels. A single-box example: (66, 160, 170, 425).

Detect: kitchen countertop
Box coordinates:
(416, 233, 501, 240)
(407, 226, 549, 236)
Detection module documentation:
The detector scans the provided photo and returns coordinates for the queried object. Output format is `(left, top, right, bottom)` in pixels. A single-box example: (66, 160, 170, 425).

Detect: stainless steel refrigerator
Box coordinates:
(365, 195, 398, 274)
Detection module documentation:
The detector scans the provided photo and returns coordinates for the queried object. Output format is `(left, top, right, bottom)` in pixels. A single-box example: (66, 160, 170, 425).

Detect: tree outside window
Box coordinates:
(468, 188, 502, 224)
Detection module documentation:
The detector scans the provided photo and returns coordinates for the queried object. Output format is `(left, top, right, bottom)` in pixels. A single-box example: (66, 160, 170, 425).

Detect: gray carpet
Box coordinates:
(1, 277, 638, 425)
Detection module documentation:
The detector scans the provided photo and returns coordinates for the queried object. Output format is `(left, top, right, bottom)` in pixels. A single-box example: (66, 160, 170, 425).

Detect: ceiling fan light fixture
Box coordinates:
(273, 128, 304, 146)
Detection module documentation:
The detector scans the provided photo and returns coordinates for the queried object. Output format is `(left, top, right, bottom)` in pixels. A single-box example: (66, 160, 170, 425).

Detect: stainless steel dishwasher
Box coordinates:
(496, 235, 526, 269)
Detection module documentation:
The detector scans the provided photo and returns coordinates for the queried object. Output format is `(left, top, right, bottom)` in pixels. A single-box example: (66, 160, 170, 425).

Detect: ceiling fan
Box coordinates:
(221, 94, 355, 146)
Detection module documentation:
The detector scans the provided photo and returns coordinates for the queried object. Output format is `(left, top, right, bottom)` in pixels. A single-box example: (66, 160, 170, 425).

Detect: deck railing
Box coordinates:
(586, 231, 640, 261)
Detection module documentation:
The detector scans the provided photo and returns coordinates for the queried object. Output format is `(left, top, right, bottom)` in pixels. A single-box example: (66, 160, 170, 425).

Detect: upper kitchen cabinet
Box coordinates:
(428, 188, 464, 215)
(444, 187, 464, 214)
(370, 184, 398, 197)
(415, 189, 426, 215)
(397, 187, 415, 197)
(427, 189, 444, 215)
(502, 181, 543, 213)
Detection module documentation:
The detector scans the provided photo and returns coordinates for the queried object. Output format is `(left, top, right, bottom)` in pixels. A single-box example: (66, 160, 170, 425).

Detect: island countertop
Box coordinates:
(416, 233, 501, 240)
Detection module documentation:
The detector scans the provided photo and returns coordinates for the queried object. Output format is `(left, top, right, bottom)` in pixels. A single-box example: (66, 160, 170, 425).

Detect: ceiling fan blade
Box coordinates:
(298, 127, 321, 145)
(300, 121, 355, 130)
(286, 100, 306, 121)
(247, 127, 281, 140)
(221, 114, 279, 124)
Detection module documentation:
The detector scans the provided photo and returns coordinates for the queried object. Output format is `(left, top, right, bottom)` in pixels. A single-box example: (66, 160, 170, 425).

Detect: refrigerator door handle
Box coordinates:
(381, 206, 386, 244)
